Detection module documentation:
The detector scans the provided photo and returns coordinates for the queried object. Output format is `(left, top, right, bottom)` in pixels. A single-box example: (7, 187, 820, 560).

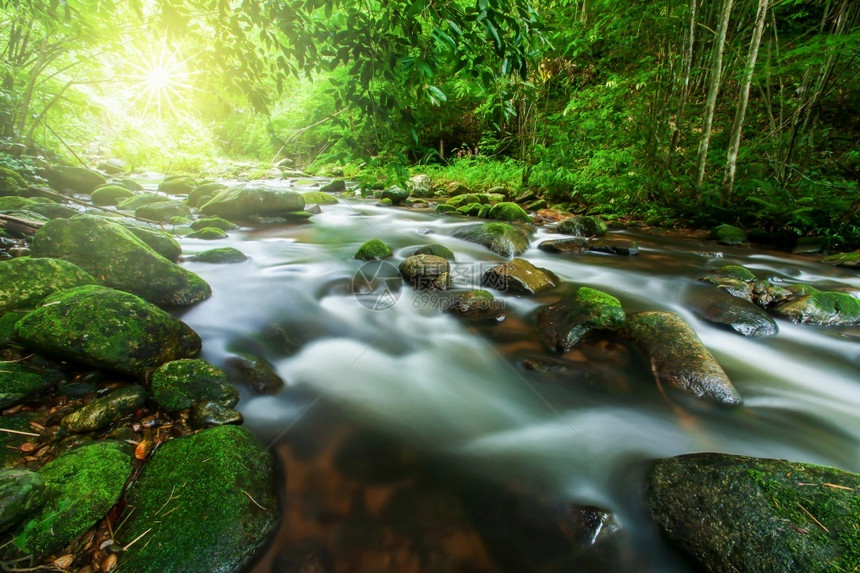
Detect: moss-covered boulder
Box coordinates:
(686, 287, 778, 337)
(700, 276, 754, 301)
(201, 185, 305, 220)
(0, 196, 43, 211)
(713, 264, 756, 282)
(772, 292, 860, 326)
(8, 441, 132, 558)
(188, 182, 228, 207)
(136, 199, 193, 222)
(158, 175, 197, 195)
(380, 186, 410, 205)
(626, 311, 742, 404)
(451, 222, 529, 257)
(302, 190, 339, 205)
(190, 247, 248, 264)
(188, 226, 227, 240)
(0, 469, 47, 532)
(537, 287, 625, 351)
(117, 193, 172, 211)
(647, 453, 860, 573)
(44, 165, 106, 194)
(587, 239, 640, 256)
(151, 359, 239, 412)
(822, 251, 860, 269)
(61, 386, 147, 433)
(437, 290, 504, 321)
(488, 202, 532, 223)
(413, 244, 455, 260)
(30, 214, 210, 306)
(15, 285, 201, 375)
(446, 182, 472, 197)
(406, 174, 433, 198)
(320, 179, 346, 194)
(399, 254, 450, 291)
(119, 426, 279, 573)
(377, 198, 393, 207)
(538, 238, 589, 254)
(446, 193, 489, 208)
(0, 311, 28, 347)
(114, 221, 182, 262)
(355, 239, 392, 260)
(26, 202, 77, 220)
(557, 216, 607, 237)
(0, 167, 28, 197)
(90, 184, 133, 206)
(710, 224, 747, 246)
(0, 355, 65, 409)
(435, 203, 458, 215)
(0, 257, 95, 314)
(190, 216, 238, 231)
(482, 258, 558, 295)
(457, 202, 484, 217)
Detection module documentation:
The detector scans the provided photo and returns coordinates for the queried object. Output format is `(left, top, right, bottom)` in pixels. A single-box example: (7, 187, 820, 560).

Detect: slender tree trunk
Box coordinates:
(667, 0, 698, 172)
(694, 0, 734, 189)
(721, 0, 769, 204)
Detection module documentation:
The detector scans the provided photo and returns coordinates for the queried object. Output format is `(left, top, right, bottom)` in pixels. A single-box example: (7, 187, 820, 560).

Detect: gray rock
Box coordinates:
(482, 258, 558, 295)
(538, 238, 589, 254)
(686, 286, 778, 336)
(399, 255, 450, 291)
(224, 355, 285, 395)
(190, 400, 244, 428)
(588, 239, 639, 256)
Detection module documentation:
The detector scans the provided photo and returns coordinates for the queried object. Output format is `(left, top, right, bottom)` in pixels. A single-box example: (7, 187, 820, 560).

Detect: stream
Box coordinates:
(168, 176, 859, 572)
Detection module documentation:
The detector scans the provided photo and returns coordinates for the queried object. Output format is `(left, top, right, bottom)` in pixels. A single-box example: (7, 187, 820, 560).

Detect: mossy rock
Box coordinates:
(710, 224, 747, 246)
(626, 311, 742, 405)
(0, 167, 27, 197)
(380, 186, 410, 204)
(557, 216, 607, 237)
(0, 257, 95, 314)
(647, 453, 860, 572)
(191, 247, 248, 264)
(0, 469, 48, 532)
(446, 182, 472, 197)
(151, 359, 239, 412)
(31, 214, 210, 306)
(90, 184, 133, 206)
(481, 258, 559, 295)
(446, 193, 488, 208)
(451, 223, 529, 257)
(61, 386, 147, 433)
(114, 221, 183, 262)
(201, 185, 305, 220)
(700, 276, 754, 301)
(188, 182, 228, 207)
(319, 179, 346, 194)
(457, 202, 484, 217)
(413, 244, 455, 261)
(15, 285, 202, 375)
(26, 202, 77, 220)
(537, 287, 625, 351)
(436, 290, 503, 320)
(119, 425, 279, 573)
(772, 292, 860, 326)
(8, 441, 132, 558)
(378, 198, 394, 207)
(0, 311, 28, 346)
(44, 165, 106, 194)
(713, 264, 756, 282)
(538, 238, 589, 254)
(190, 216, 238, 231)
(0, 354, 65, 409)
(488, 202, 532, 224)
(0, 196, 41, 211)
(189, 226, 228, 240)
(158, 175, 197, 195)
(136, 200, 192, 222)
(117, 193, 172, 211)
(407, 174, 434, 198)
(435, 203, 458, 215)
(355, 239, 392, 261)
(685, 286, 778, 337)
(822, 250, 860, 269)
(399, 255, 450, 291)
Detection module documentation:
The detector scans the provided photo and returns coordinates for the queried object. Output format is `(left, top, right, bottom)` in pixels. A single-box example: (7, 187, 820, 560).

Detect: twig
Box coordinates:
(797, 502, 830, 533)
(822, 483, 854, 491)
(242, 490, 267, 511)
(121, 527, 152, 552)
(0, 428, 40, 437)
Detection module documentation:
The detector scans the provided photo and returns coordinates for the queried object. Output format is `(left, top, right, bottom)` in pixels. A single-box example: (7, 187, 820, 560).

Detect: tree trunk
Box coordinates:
(694, 0, 734, 189)
(667, 0, 698, 172)
(720, 0, 769, 204)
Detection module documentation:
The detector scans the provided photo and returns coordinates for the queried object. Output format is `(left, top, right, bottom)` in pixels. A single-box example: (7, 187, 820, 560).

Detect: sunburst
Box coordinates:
(124, 38, 198, 119)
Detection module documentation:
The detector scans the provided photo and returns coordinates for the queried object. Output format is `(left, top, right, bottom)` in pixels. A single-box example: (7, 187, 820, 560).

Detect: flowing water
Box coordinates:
(168, 177, 858, 572)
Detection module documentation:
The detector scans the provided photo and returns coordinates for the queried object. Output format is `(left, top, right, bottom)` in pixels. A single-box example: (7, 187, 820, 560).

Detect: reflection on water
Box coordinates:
(171, 178, 860, 572)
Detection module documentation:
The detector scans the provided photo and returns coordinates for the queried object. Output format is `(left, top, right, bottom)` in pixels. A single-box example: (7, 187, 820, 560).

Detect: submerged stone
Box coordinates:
(15, 285, 201, 375)
(557, 216, 607, 237)
(354, 239, 392, 260)
(119, 426, 279, 573)
(537, 287, 626, 351)
(201, 185, 305, 220)
(822, 250, 860, 269)
(588, 239, 639, 256)
(0, 257, 95, 314)
(772, 292, 860, 326)
(224, 354, 285, 395)
(61, 386, 147, 433)
(482, 258, 558, 295)
(190, 400, 244, 429)
(647, 453, 860, 573)
(151, 359, 239, 411)
(626, 311, 742, 405)
(191, 247, 248, 263)
(451, 222, 529, 257)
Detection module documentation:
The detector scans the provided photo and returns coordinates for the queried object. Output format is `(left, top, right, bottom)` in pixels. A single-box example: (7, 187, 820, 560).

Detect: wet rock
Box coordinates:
(0, 257, 95, 314)
(305, 203, 323, 214)
(792, 237, 826, 254)
(437, 290, 505, 321)
(44, 165, 106, 194)
(27, 201, 78, 220)
(686, 287, 778, 336)
(435, 203, 458, 214)
(120, 426, 279, 573)
(224, 355, 285, 395)
(0, 413, 41, 468)
(96, 158, 126, 174)
(752, 279, 794, 308)
(0, 310, 28, 346)
(557, 216, 607, 237)
(521, 356, 613, 390)
(114, 221, 182, 262)
(710, 224, 747, 246)
(488, 202, 531, 223)
(482, 258, 558, 295)
(588, 239, 639, 256)
(0, 354, 66, 409)
(647, 453, 860, 573)
(31, 214, 211, 306)
(189, 218, 236, 234)
(413, 244, 455, 260)
(188, 226, 227, 240)
(201, 185, 305, 220)
(354, 239, 392, 260)
(191, 247, 248, 263)
(380, 186, 410, 205)
(399, 254, 450, 290)
(136, 199, 192, 222)
(563, 504, 619, 546)
(772, 291, 860, 326)
(377, 197, 393, 207)
(713, 264, 756, 282)
(446, 182, 472, 196)
(538, 237, 589, 254)
(0, 469, 47, 531)
(525, 199, 547, 211)
(538, 287, 626, 351)
(117, 192, 172, 211)
(188, 182, 228, 207)
(822, 250, 860, 269)
(302, 190, 339, 206)
(0, 167, 27, 196)
(447, 193, 489, 208)
(514, 188, 538, 203)
(451, 222, 529, 257)
(190, 400, 243, 428)
(90, 184, 133, 206)
(405, 174, 433, 198)
(61, 386, 147, 433)
(319, 179, 346, 194)
(626, 311, 742, 404)
(8, 441, 132, 558)
(700, 276, 754, 301)
(457, 202, 484, 217)
(151, 359, 239, 412)
(158, 175, 197, 195)
(15, 285, 202, 375)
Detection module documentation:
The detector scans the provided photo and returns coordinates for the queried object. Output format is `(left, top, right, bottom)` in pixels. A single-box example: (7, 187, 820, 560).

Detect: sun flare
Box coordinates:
(125, 39, 197, 119)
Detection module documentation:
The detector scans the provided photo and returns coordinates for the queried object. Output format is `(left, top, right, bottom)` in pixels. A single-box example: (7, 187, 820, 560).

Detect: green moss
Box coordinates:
(715, 264, 756, 282)
(378, 197, 394, 207)
(774, 291, 860, 326)
(136, 200, 192, 222)
(0, 310, 28, 346)
(710, 224, 747, 245)
(0, 196, 39, 211)
(0, 167, 27, 196)
(302, 190, 339, 205)
(115, 222, 183, 262)
(191, 247, 248, 264)
(822, 251, 860, 268)
(188, 226, 228, 240)
(90, 184, 133, 206)
(413, 244, 455, 260)
(435, 203, 458, 214)
(151, 359, 239, 411)
(576, 286, 622, 309)
(201, 186, 305, 220)
(488, 202, 532, 223)
(0, 257, 96, 314)
(451, 222, 530, 257)
(354, 239, 392, 260)
(190, 217, 239, 231)
(10, 441, 132, 558)
(446, 193, 488, 208)
(158, 175, 197, 195)
(537, 287, 625, 351)
(0, 355, 65, 409)
(61, 386, 147, 433)
(457, 202, 484, 217)
(557, 216, 608, 237)
(188, 182, 227, 207)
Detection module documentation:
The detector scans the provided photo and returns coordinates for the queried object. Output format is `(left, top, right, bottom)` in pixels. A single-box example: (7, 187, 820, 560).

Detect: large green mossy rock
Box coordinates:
(90, 184, 133, 206)
(537, 287, 625, 351)
(302, 190, 339, 205)
(0, 311, 28, 347)
(647, 453, 860, 573)
(0, 355, 65, 409)
(188, 226, 227, 240)
(0, 167, 27, 197)
(710, 224, 747, 246)
(354, 239, 392, 260)
(61, 386, 147, 433)
(117, 193, 171, 211)
(190, 247, 248, 264)
(626, 311, 742, 405)
(822, 251, 860, 269)
(557, 216, 607, 237)
(188, 182, 228, 207)
(0, 196, 44, 211)
(151, 359, 239, 412)
(120, 426, 279, 573)
(190, 217, 238, 231)
(481, 258, 558, 295)
(0, 469, 47, 532)
(158, 175, 197, 195)
(30, 214, 210, 306)
(413, 244, 455, 260)
(8, 441, 132, 558)
(15, 285, 201, 375)
(136, 199, 192, 222)
(399, 254, 451, 291)
(201, 185, 305, 220)
(772, 292, 860, 326)
(446, 193, 489, 208)
(488, 202, 531, 223)
(319, 179, 346, 194)
(380, 186, 410, 205)
(451, 223, 529, 257)
(114, 221, 182, 262)
(0, 257, 95, 314)
(44, 166, 106, 194)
